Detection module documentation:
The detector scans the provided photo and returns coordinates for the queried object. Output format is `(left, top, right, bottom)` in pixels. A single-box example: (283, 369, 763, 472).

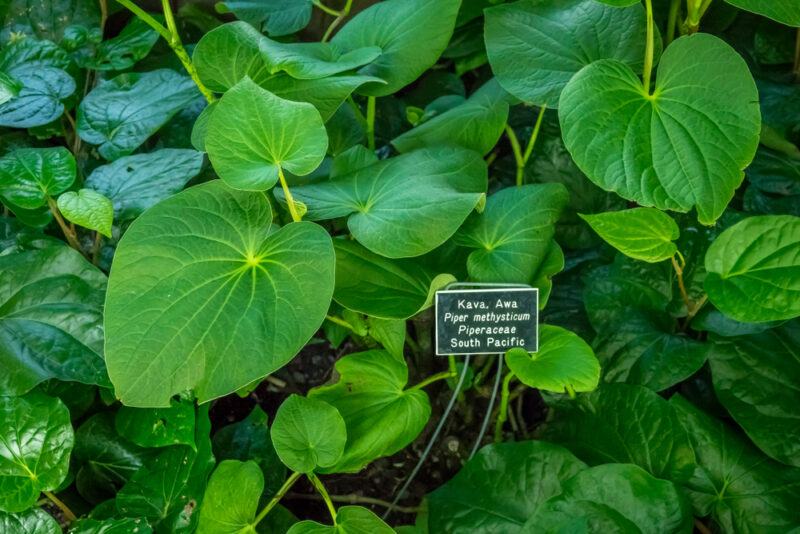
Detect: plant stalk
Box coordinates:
(794, 28, 800, 81)
(410, 369, 457, 390)
(47, 197, 83, 252)
(308, 473, 337, 523)
(643, 0, 655, 96)
(670, 254, 692, 315)
(322, 0, 353, 43)
(326, 314, 357, 332)
(493, 370, 515, 442)
(278, 167, 303, 222)
(366, 96, 376, 151)
(44, 491, 77, 523)
(666, 0, 680, 45)
(253, 471, 302, 527)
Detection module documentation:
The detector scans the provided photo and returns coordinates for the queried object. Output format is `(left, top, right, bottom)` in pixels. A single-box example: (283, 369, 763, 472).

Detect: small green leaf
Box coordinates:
(115, 396, 196, 450)
(0, 71, 21, 105)
(0, 391, 73, 512)
(270, 394, 347, 473)
(705, 214, 800, 322)
(309, 350, 430, 473)
(287, 506, 394, 534)
(0, 147, 75, 209)
(216, 0, 313, 36)
(366, 318, 406, 360)
(560, 33, 761, 224)
(0, 508, 60, 534)
(287, 146, 487, 258)
(724, 0, 800, 26)
(580, 208, 679, 263)
(506, 325, 600, 394)
(74, 17, 158, 71)
(258, 38, 381, 81)
(105, 180, 335, 407)
(57, 189, 113, 237)
(0, 65, 74, 128)
(205, 78, 327, 191)
(196, 460, 263, 534)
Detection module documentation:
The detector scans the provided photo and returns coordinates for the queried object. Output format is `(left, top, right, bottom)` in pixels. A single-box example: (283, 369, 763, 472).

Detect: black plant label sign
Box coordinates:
(435, 287, 539, 356)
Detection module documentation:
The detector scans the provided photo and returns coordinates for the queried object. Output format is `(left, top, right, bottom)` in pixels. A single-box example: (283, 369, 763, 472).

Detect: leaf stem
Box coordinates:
(99, 0, 108, 34)
(493, 370, 515, 442)
(794, 28, 800, 81)
(321, 0, 353, 43)
(670, 254, 692, 315)
(46, 197, 83, 252)
(643, 0, 655, 96)
(252, 471, 302, 527)
(666, 0, 680, 45)
(287, 492, 420, 514)
(505, 124, 524, 186)
(277, 167, 303, 223)
(522, 105, 547, 165)
(410, 369, 457, 390)
(366, 96, 376, 151)
(313, 0, 341, 17)
(91, 231, 103, 265)
(308, 473, 337, 524)
(326, 314, 357, 332)
(44, 491, 77, 523)
(115, 0, 170, 40)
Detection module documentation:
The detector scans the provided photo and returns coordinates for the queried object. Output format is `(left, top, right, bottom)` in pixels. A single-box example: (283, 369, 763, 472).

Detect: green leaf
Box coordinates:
(115, 396, 196, 450)
(57, 189, 113, 237)
(454, 183, 568, 284)
(0, 71, 21, 105)
(366, 317, 406, 360)
(105, 180, 335, 407)
(724, 0, 800, 26)
(0, 391, 73, 512)
(427, 441, 587, 533)
(270, 394, 346, 473)
(392, 78, 509, 155)
(309, 350, 431, 473)
(1, 0, 99, 43)
(526, 464, 692, 534)
(205, 78, 327, 191)
(287, 146, 487, 258)
(287, 506, 394, 534)
(704, 214, 800, 323)
(78, 69, 199, 160)
(216, 0, 312, 36)
(0, 246, 109, 396)
(193, 21, 275, 92)
(485, 0, 652, 107)
(331, 0, 461, 96)
(70, 518, 153, 534)
(506, 325, 599, 394)
(0, 508, 60, 534)
(74, 17, 159, 71)
(332, 239, 456, 320)
(84, 149, 204, 221)
(560, 33, 761, 224)
(541, 383, 696, 483)
(73, 413, 149, 504)
(258, 37, 381, 81)
(671, 395, 800, 532)
(0, 39, 70, 71)
(595, 0, 640, 5)
(212, 406, 285, 496)
(0, 65, 74, 129)
(196, 460, 263, 534)
(580, 208, 679, 263)
(708, 321, 800, 466)
(0, 147, 75, 209)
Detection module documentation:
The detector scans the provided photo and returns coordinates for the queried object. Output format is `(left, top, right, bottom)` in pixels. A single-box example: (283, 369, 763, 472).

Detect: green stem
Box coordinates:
(253, 471, 302, 527)
(517, 105, 547, 185)
(308, 474, 337, 524)
(643, 0, 655, 96)
(115, 0, 170, 39)
(99, 0, 108, 34)
(326, 314, 356, 332)
(794, 28, 800, 81)
(313, 0, 341, 17)
(278, 167, 302, 222)
(366, 96, 376, 151)
(47, 197, 83, 253)
(666, 0, 680, 45)
(493, 371, 515, 442)
(411, 369, 457, 390)
(44, 491, 77, 523)
(670, 254, 692, 316)
(322, 0, 353, 42)
(504, 124, 524, 187)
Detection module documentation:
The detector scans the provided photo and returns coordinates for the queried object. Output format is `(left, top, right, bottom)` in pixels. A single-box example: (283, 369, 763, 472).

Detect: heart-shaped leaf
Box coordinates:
(580, 207, 679, 263)
(0, 392, 73, 512)
(196, 460, 263, 534)
(57, 189, 113, 237)
(724, 0, 800, 26)
(287, 506, 394, 534)
(560, 33, 761, 224)
(205, 78, 327, 191)
(0, 509, 60, 534)
(506, 325, 600, 394)
(704, 214, 800, 323)
(73, 17, 158, 71)
(485, 0, 652, 106)
(104, 180, 335, 407)
(0, 147, 75, 209)
(309, 350, 431, 473)
(115, 396, 196, 450)
(270, 394, 346, 473)
(0, 65, 74, 128)
(216, 0, 312, 36)
(286, 146, 487, 258)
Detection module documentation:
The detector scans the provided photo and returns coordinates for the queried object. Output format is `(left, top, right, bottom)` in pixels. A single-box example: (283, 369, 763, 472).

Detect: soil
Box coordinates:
(208, 330, 550, 526)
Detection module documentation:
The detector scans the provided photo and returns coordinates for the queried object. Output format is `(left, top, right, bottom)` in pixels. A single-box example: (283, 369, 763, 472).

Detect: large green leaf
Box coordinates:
(0, 65, 74, 128)
(287, 506, 394, 534)
(0, 39, 70, 71)
(331, 0, 460, 96)
(115, 396, 196, 450)
(57, 189, 113, 237)
(427, 441, 587, 533)
(270, 394, 346, 473)
(484, 0, 652, 107)
(1, 0, 99, 43)
(193, 22, 272, 92)
(671, 395, 800, 532)
(454, 183, 568, 284)
(205, 78, 327, 191)
(216, 0, 312, 36)
(73, 17, 158, 71)
(309, 350, 431, 473)
(541, 383, 696, 483)
(196, 460, 263, 534)
(0, 147, 74, 209)
(708, 321, 800, 466)
(725, 0, 800, 26)
(332, 239, 456, 320)
(580, 208, 679, 263)
(560, 33, 761, 224)
(78, 69, 199, 160)
(704, 215, 800, 322)
(506, 325, 599, 394)
(525, 464, 692, 534)
(0, 508, 60, 534)
(0, 246, 109, 396)
(0, 392, 73, 512)
(392, 79, 509, 156)
(286, 146, 487, 258)
(104, 180, 335, 407)
(84, 149, 204, 221)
